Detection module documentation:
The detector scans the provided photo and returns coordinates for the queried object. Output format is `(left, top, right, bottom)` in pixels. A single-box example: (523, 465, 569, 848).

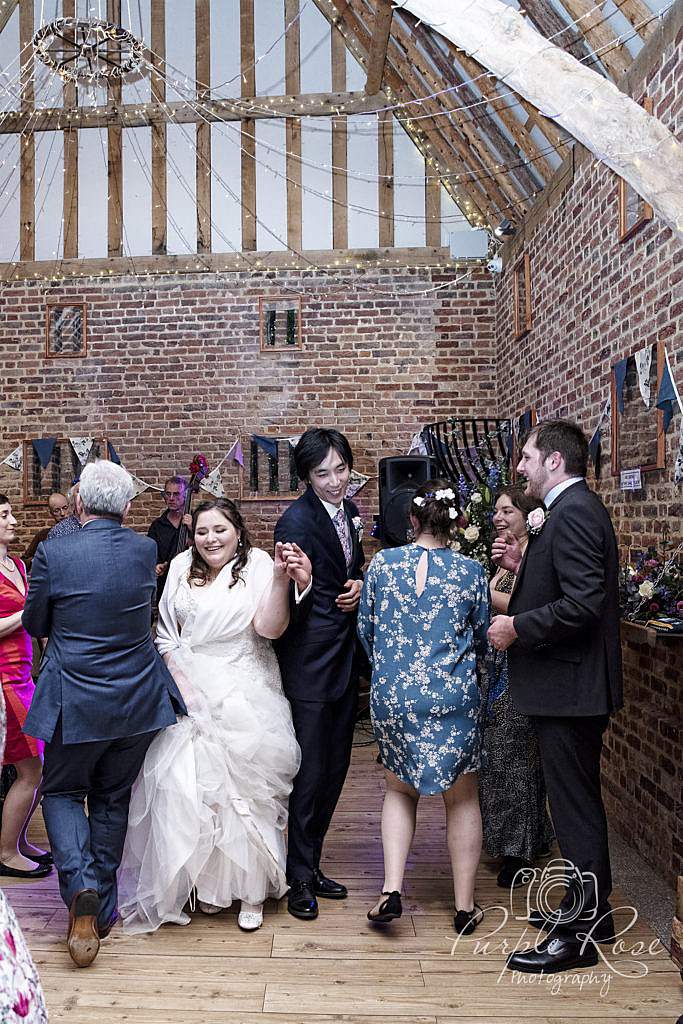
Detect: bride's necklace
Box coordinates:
(0, 555, 17, 573)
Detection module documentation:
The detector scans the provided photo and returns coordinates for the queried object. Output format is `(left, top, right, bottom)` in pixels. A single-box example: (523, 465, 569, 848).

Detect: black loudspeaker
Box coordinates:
(379, 456, 438, 547)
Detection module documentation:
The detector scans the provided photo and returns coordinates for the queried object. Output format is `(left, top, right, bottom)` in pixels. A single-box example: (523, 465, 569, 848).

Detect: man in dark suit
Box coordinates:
(488, 419, 623, 975)
(274, 428, 365, 920)
(23, 460, 186, 967)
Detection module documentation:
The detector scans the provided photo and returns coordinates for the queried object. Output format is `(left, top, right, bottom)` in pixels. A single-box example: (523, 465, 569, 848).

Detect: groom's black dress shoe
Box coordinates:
(507, 935, 599, 974)
(287, 880, 319, 920)
(312, 869, 347, 900)
(528, 908, 617, 944)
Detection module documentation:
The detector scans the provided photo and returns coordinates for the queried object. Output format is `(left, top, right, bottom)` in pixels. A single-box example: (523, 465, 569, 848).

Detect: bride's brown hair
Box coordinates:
(188, 499, 252, 589)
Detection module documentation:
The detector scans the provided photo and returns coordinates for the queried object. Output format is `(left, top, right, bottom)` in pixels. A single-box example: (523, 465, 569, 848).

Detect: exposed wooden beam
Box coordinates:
(559, 0, 630, 80)
(107, 0, 123, 258)
(285, 0, 302, 252)
(62, 0, 78, 260)
(365, 0, 393, 94)
(0, 92, 387, 134)
(19, 0, 34, 262)
(378, 108, 394, 247)
(521, 0, 594, 65)
(615, 0, 656, 40)
(196, 0, 211, 253)
(0, 245, 454, 281)
(150, 0, 167, 255)
(0, 0, 18, 33)
(240, 0, 257, 251)
(331, 22, 348, 248)
(425, 173, 441, 247)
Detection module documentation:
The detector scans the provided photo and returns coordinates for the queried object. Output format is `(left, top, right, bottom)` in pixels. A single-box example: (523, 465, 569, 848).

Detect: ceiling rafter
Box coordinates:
(559, 0, 631, 79)
(365, 0, 393, 94)
(521, 0, 595, 65)
(0, 0, 18, 34)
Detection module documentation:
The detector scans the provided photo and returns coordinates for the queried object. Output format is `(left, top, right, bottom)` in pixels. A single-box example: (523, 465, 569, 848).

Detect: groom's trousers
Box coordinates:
(286, 682, 357, 882)
(41, 717, 156, 929)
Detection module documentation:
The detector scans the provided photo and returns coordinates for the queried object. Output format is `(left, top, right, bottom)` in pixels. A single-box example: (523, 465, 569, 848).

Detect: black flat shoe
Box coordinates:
(497, 856, 533, 889)
(367, 891, 402, 923)
(313, 869, 348, 900)
(287, 880, 319, 920)
(528, 908, 617, 944)
(0, 860, 52, 878)
(507, 934, 599, 974)
(21, 851, 53, 867)
(453, 904, 483, 935)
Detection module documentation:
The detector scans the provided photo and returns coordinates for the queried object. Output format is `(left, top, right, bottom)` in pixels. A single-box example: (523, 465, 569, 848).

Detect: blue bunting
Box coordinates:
(614, 357, 629, 414)
(32, 437, 57, 469)
(588, 424, 602, 479)
(252, 435, 278, 460)
(656, 358, 678, 432)
(107, 441, 121, 465)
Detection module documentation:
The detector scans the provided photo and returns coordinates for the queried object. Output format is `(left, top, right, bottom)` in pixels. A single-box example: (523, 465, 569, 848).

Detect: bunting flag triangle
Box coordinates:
(345, 470, 371, 499)
(655, 350, 682, 432)
(286, 435, 302, 449)
(200, 467, 225, 498)
(634, 345, 653, 408)
(70, 437, 94, 466)
(1, 446, 23, 471)
(121, 467, 150, 499)
(226, 440, 244, 467)
(674, 416, 683, 485)
(407, 431, 428, 456)
(252, 435, 278, 460)
(32, 437, 57, 469)
(107, 441, 121, 465)
(588, 425, 602, 479)
(614, 357, 629, 414)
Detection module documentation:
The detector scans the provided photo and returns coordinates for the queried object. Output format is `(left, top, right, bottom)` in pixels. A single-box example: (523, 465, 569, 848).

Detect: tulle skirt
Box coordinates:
(118, 645, 300, 933)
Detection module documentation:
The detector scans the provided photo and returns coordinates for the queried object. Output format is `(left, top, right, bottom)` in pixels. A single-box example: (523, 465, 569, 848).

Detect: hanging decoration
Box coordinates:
(31, 438, 57, 469)
(252, 436, 278, 461)
(200, 468, 225, 499)
(69, 437, 94, 466)
(635, 345, 653, 408)
(107, 442, 121, 465)
(407, 431, 428, 456)
(122, 469, 151, 500)
(674, 418, 683, 486)
(286, 436, 302, 450)
(587, 397, 611, 480)
(345, 471, 371, 500)
(655, 349, 682, 433)
(614, 357, 629, 414)
(1, 447, 23, 472)
(32, 18, 144, 85)
(226, 440, 244, 468)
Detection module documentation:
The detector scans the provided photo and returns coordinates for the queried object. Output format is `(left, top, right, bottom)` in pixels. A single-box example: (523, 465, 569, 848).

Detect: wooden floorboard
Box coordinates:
(3, 742, 679, 1022)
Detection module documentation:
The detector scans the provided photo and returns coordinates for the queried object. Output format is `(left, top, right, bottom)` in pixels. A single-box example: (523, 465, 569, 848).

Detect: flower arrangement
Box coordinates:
(189, 453, 209, 479)
(452, 460, 509, 566)
(619, 546, 683, 623)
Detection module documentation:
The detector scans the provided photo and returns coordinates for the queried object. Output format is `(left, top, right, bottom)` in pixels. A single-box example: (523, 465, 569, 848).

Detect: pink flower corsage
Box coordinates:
(527, 507, 548, 535)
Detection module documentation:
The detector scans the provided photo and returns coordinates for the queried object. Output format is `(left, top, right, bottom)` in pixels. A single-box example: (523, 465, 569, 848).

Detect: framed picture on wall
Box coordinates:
(259, 295, 302, 352)
(513, 254, 532, 340)
(610, 342, 665, 475)
(45, 300, 87, 357)
(618, 97, 654, 243)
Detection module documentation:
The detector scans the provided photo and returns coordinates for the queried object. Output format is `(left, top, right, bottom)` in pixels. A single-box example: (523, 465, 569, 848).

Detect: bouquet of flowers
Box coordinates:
(619, 547, 683, 622)
(452, 460, 509, 567)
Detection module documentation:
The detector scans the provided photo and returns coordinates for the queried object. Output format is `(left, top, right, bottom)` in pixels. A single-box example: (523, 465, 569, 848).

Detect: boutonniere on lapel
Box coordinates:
(526, 507, 549, 536)
(352, 515, 363, 540)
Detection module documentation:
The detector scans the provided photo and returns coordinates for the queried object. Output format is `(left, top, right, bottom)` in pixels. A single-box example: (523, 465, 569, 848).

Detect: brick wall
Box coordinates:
(0, 266, 495, 553)
(494, 18, 683, 882)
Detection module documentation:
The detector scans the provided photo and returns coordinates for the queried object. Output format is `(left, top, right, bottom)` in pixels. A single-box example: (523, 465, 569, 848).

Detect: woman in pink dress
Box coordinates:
(0, 495, 51, 878)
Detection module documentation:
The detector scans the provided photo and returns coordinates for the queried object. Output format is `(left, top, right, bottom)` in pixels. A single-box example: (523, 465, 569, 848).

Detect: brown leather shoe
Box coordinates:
(68, 889, 100, 967)
(98, 910, 119, 940)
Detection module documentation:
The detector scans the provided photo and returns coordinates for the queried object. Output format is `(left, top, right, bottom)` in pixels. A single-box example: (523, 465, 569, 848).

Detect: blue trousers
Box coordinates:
(41, 718, 156, 929)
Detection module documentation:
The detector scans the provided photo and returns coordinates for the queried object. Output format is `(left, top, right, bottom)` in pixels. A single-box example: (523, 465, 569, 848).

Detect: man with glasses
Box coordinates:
(147, 476, 191, 600)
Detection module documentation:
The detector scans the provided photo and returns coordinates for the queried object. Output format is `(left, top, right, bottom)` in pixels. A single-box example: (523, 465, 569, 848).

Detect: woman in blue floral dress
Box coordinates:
(358, 481, 489, 935)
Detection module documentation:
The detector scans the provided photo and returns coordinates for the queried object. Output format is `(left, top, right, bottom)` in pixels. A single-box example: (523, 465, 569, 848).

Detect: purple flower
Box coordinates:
(5, 929, 16, 956)
(12, 993, 30, 1017)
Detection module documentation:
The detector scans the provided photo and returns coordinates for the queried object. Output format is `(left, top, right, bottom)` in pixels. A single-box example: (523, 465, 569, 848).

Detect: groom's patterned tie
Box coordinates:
(333, 508, 352, 567)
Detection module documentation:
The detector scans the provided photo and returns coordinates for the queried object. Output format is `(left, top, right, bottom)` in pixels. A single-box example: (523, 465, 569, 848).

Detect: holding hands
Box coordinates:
(274, 541, 312, 592)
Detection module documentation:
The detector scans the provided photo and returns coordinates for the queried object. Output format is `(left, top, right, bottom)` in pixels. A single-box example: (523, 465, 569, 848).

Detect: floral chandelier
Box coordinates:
(32, 17, 143, 84)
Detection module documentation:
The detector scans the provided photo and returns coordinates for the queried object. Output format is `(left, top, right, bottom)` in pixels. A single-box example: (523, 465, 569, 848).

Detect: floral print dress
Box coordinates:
(357, 544, 489, 795)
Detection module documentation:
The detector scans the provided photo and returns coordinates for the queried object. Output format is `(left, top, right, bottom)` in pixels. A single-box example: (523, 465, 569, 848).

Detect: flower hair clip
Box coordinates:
(413, 487, 456, 509)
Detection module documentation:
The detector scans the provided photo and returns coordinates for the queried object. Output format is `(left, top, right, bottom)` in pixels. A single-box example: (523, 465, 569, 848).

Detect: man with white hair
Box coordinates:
(22, 461, 186, 968)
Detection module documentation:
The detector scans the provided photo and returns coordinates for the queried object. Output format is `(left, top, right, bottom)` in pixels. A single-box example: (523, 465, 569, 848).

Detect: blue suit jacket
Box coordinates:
(22, 518, 186, 744)
(274, 487, 365, 702)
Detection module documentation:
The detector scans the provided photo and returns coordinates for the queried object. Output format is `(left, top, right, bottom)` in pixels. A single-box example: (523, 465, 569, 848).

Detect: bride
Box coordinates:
(119, 498, 309, 933)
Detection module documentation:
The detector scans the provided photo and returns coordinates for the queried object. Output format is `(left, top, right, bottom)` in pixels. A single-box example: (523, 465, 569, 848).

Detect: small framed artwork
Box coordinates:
(238, 436, 303, 503)
(259, 295, 302, 352)
(45, 301, 87, 357)
(610, 342, 665, 476)
(513, 254, 532, 340)
(618, 97, 654, 243)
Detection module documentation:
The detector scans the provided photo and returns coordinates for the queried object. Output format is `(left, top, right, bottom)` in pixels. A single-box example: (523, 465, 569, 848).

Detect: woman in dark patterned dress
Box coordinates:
(479, 486, 554, 887)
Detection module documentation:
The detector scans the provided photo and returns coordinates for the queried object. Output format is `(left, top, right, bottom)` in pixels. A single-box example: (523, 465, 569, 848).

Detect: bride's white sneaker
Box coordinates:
(238, 903, 264, 931)
(198, 900, 223, 915)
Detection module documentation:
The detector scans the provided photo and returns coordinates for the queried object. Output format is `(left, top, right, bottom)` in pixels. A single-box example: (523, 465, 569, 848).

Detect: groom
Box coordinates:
(488, 419, 623, 974)
(23, 460, 186, 967)
(275, 428, 365, 919)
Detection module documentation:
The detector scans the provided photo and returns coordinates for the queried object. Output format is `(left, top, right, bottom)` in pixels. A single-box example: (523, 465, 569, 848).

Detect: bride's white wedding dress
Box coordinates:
(118, 547, 301, 934)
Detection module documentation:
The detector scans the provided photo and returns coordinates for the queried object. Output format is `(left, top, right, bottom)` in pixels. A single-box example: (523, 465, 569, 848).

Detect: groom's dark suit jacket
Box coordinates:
(507, 480, 623, 717)
(274, 486, 365, 702)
